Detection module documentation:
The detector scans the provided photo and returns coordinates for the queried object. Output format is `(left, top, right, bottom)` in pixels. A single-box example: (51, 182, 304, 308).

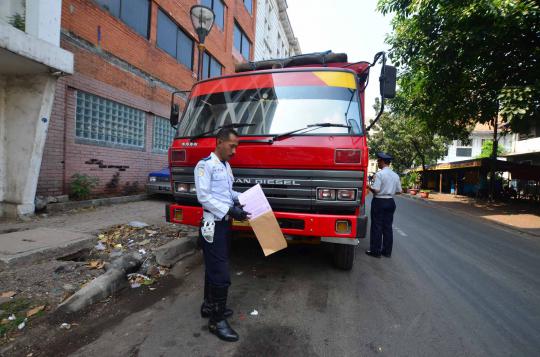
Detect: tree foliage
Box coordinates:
(368, 100, 448, 173)
(476, 139, 506, 158)
(378, 0, 540, 138)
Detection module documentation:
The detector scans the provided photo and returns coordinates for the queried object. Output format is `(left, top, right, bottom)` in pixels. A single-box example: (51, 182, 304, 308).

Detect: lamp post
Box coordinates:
(190, 5, 215, 81)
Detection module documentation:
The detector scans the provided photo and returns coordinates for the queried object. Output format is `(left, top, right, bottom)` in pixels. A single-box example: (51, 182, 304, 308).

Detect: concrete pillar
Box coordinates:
(25, 0, 61, 46)
(0, 73, 57, 217)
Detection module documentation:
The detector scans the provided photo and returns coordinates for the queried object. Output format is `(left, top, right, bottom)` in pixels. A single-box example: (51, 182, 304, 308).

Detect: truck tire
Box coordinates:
(333, 244, 355, 270)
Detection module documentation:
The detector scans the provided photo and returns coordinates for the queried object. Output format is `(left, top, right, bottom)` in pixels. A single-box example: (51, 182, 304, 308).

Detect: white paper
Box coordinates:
(238, 184, 272, 220)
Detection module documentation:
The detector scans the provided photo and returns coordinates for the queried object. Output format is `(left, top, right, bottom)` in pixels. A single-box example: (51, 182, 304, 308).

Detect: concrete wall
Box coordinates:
(0, 74, 57, 216)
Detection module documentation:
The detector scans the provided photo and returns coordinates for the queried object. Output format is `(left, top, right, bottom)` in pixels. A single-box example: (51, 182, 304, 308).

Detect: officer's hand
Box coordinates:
(228, 205, 250, 221)
(233, 197, 240, 206)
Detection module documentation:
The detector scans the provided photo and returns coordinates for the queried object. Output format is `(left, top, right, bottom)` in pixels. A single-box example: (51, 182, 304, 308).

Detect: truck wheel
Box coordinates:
(333, 244, 355, 270)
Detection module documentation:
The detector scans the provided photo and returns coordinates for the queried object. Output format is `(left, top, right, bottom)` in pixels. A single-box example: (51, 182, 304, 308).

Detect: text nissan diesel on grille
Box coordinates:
(165, 51, 396, 270)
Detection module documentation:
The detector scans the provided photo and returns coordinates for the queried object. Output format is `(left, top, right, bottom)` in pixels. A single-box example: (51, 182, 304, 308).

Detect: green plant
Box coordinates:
(69, 173, 99, 200)
(8, 1, 26, 31)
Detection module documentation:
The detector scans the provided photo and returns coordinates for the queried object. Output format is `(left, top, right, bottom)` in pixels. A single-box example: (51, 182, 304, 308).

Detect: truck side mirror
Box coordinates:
(380, 65, 397, 99)
(170, 104, 179, 127)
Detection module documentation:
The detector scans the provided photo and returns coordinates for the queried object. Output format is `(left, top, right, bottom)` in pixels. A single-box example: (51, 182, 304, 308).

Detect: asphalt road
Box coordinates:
(64, 195, 540, 356)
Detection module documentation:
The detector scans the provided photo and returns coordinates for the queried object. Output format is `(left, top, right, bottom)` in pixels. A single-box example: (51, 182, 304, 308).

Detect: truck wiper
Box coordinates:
(270, 123, 351, 143)
(189, 123, 254, 142)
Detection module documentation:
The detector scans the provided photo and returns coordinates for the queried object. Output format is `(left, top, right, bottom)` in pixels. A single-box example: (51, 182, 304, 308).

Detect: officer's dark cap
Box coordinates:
(376, 152, 393, 161)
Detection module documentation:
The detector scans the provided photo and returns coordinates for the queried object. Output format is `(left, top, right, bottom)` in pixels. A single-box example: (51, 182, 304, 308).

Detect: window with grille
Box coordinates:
(152, 116, 176, 153)
(95, 0, 150, 38)
(76, 91, 145, 149)
(234, 22, 251, 60)
(201, 0, 225, 30)
(201, 51, 223, 80)
(157, 9, 194, 69)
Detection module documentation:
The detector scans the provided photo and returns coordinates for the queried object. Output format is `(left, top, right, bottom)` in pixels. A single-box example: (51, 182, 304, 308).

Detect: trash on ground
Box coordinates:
(128, 273, 154, 288)
(138, 248, 147, 255)
(158, 267, 168, 276)
(95, 242, 106, 251)
(0, 291, 17, 298)
(60, 322, 71, 330)
(236, 271, 244, 276)
(8, 314, 16, 321)
(26, 305, 45, 318)
(87, 260, 105, 270)
(145, 230, 158, 236)
(113, 243, 123, 249)
(138, 239, 151, 246)
(128, 221, 149, 228)
(17, 318, 27, 330)
(250, 310, 259, 316)
(149, 287, 157, 291)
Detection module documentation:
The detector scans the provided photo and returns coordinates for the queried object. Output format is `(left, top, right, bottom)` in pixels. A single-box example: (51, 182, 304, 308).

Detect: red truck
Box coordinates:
(165, 51, 396, 270)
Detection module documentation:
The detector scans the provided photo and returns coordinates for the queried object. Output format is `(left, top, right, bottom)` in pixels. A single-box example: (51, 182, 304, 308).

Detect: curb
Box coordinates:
(154, 238, 196, 267)
(0, 232, 95, 270)
(400, 194, 540, 237)
(47, 194, 149, 213)
(57, 253, 143, 314)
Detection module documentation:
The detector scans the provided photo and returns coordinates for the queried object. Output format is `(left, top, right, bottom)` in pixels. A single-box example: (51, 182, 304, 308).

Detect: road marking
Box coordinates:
(394, 227, 408, 237)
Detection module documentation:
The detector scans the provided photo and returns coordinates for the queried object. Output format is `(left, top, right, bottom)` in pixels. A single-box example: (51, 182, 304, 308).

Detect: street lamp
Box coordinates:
(190, 5, 215, 81)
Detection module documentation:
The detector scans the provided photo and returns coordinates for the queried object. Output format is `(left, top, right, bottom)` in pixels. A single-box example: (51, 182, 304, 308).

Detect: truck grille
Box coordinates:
(171, 167, 364, 214)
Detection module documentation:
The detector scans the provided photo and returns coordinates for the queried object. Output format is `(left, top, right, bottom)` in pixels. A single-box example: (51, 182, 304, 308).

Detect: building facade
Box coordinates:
(438, 123, 514, 164)
(254, 0, 300, 60)
(36, 0, 256, 197)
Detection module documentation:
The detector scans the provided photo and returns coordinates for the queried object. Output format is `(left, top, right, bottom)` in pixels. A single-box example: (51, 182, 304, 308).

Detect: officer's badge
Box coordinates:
(198, 167, 205, 177)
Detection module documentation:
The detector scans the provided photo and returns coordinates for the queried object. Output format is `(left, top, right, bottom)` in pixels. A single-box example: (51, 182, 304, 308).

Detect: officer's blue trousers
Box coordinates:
(370, 197, 396, 255)
(202, 219, 231, 288)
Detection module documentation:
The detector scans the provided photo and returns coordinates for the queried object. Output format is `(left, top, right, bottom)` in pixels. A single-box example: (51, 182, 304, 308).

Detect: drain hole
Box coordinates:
(57, 248, 92, 262)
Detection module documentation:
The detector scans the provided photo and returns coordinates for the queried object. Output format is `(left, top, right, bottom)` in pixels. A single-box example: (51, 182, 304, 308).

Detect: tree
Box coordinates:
(368, 100, 448, 174)
(378, 0, 540, 138)
(475, 140, 506, 159)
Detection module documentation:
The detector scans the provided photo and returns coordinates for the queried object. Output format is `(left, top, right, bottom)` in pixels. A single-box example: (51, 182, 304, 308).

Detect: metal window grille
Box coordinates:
(76, 91, 145, 148)
(152, 116, 175, 153)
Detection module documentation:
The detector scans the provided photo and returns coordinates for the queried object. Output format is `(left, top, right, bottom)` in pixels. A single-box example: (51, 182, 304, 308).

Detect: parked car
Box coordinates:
(146, 167, 171, 195)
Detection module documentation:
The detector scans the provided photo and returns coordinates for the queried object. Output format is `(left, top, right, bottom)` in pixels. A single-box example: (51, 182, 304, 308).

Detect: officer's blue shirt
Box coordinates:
(194, 152, 240, 220)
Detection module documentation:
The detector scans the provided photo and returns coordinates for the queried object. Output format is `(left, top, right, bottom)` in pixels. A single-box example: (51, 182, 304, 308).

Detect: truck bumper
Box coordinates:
(166, 204, 368, 242)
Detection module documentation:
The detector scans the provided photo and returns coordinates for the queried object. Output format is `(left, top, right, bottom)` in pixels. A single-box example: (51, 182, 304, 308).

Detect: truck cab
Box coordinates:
(165, 52, 396, 270)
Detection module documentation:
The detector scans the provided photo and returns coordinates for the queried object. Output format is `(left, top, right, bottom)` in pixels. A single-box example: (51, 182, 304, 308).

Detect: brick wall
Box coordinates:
(37, 0, 256, 196)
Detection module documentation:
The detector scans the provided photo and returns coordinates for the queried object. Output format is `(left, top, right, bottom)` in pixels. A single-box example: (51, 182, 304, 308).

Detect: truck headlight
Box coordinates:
(337, 189, 356, 201)
(149, 176, 157, 182)
(317, 188, 336, 200)
(175, 183, 189, 193)
(189, 184, 197, 193)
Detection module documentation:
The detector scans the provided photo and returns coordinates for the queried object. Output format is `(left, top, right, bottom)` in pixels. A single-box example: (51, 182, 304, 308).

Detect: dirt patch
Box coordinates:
(0, 222, 196, 345)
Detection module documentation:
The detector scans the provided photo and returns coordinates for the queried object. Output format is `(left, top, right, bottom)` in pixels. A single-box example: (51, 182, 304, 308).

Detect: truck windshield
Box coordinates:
(176, 71, 362, 138)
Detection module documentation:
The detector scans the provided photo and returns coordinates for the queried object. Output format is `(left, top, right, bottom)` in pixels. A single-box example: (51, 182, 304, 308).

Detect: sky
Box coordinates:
(286, 0, 393, 120)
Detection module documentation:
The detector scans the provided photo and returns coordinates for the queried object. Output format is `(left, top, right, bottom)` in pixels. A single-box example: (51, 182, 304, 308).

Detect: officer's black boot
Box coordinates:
(208, 285, 239, 342)
(201, 279, 233, 318)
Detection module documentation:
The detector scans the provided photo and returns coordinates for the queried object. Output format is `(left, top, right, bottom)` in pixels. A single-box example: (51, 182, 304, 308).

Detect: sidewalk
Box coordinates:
(404, 192, 540, 237)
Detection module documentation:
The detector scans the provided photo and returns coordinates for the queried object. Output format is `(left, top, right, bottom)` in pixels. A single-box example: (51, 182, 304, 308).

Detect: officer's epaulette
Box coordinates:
(202, 156, 211, 161)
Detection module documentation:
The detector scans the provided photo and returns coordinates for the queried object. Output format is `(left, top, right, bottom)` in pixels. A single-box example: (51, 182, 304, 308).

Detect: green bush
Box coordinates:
(69, 173, 99, 200)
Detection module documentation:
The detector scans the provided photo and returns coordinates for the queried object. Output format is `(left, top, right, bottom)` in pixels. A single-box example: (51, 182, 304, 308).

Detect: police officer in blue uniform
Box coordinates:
(194, 128, 249, 342)
(366, 152, 402, 258)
